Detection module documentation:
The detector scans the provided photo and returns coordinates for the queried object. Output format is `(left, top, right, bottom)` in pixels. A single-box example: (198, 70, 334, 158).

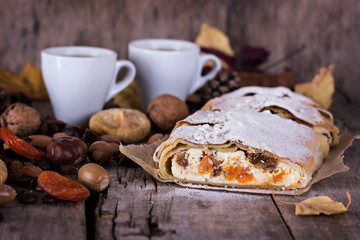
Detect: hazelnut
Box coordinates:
(0, 184, 16, 206)
(147, 133, 164, 144)
(78, 163, 110, 192)
(0, 103, 41, 137)
(88, 141, 113, 165)
(147, 94, 190, 132)
(45, 137, 88, 166)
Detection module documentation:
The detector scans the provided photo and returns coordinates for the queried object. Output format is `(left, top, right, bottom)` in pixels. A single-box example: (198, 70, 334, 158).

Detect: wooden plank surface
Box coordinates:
(95, 162, 292, 240)
(0, 200, 86, 240)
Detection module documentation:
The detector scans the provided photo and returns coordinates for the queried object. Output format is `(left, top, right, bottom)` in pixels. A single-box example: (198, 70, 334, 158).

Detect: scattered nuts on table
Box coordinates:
(52, 132, 69, 138)
(107, 142, 120, 155)
(0, 159, 8, 184)
(147, 133, 165, 144)
(147, 94, 190, 132)
(10, 160, 23, 177)
(0, 184, 16, 205)
(100, 134, 122, 144)
(28, 135, 52, 149)
(0, 103, 41, 137)
(45, 136, 88, 166)
(89, 108, 151, 143)
(88, 141, 113, 165)
(22, 165, 43, 178)
(78, 163, 110, 192)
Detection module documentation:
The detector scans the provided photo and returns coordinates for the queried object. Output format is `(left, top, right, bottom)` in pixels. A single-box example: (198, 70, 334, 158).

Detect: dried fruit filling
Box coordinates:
(171, 148, 300, 188)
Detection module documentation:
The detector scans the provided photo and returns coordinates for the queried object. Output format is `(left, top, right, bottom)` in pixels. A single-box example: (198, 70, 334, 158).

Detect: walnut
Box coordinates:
(89, 108, 151, 143)
(147, 94, 190, 132)
(0, 103, 41, 137)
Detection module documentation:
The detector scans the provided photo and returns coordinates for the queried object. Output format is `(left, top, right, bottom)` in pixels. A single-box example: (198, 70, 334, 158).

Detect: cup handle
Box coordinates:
(188, 54, 221, 95)
(106, 60, 136, 102)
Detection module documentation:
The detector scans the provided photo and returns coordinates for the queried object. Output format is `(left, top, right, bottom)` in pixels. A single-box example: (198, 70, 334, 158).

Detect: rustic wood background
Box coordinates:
(0, 0, 359, 103)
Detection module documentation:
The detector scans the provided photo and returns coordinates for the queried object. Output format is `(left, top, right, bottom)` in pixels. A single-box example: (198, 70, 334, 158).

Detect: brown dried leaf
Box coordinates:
(273, 190, 351, 216)
(195, 23, 235, 57)
(295, 65, 335, 109)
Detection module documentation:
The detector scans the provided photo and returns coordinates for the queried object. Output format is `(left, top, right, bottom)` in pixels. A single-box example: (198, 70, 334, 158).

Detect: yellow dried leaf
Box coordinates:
(295, 65, 335, 109)
(273, 190, 351, 216)
(20, 61, 49, 100)
(195, 23, 235, 57)
(0, 70, 28, 92)
(0, 61, 48, 100)
(295, 195, 348, 215)
(112, 81, 141, 110)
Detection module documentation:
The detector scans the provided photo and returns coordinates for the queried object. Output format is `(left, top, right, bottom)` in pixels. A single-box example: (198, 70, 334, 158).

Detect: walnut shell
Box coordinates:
(0, 103, 41, 137)
(147, 94, 190, 132)
(89, 108, 151, 143)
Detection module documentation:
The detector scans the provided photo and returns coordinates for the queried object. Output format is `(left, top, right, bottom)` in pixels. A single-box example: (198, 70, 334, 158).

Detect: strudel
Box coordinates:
(153, 87, 339, 189)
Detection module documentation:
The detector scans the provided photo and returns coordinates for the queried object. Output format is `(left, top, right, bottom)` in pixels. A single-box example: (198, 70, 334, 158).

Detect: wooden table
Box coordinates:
(0, 90, 359, 240)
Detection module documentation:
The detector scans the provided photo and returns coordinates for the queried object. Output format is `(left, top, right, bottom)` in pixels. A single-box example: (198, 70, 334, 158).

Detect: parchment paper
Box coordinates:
(120, 131, 359, 195)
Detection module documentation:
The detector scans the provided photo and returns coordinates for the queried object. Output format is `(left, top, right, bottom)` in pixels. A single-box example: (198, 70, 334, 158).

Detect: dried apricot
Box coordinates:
(0, 127, 45, 160)
(37, 171, 90, 201)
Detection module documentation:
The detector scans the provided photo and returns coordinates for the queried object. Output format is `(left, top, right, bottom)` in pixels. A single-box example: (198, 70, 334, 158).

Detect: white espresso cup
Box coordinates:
(128, 39, 221, 110)
(41, 46, 135, 126)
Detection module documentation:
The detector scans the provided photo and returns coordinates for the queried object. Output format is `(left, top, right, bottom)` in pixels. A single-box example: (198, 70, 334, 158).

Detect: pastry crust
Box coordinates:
(154, 87, 337, 190)
(202, 86, 339, 146)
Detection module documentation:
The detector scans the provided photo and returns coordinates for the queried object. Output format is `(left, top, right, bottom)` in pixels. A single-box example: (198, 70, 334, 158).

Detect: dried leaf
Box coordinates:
(20, 61, 49, 100)
(195, 23, 235, 57)
(273, 190, 351, 216)
(0, 70, 27, 93)
(241, 46, 270, 72)
(0, 61, 48, 100)
(295, 65, 335, 109)
(112, 81, 141, 109)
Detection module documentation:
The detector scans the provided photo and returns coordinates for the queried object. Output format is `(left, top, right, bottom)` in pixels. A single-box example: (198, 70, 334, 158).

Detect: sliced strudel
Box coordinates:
(153, 87, 338, 190)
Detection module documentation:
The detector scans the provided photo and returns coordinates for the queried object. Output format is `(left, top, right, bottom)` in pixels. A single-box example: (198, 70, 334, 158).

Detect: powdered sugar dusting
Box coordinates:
(207, 86, 333, 125)
(168, 109, 316, 164)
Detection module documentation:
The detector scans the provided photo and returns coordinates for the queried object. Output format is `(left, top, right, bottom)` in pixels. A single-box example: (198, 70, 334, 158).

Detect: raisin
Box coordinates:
(212, 166, 222, 177)
(175, 152, 188, 168)
(246, 152, 277, 170)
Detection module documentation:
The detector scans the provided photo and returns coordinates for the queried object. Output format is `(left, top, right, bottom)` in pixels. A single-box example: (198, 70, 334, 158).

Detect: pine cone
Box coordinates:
(194, 70, 241, 104)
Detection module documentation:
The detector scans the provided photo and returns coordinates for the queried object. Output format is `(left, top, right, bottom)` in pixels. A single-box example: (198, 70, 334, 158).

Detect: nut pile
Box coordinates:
(0, 102, 138, 214)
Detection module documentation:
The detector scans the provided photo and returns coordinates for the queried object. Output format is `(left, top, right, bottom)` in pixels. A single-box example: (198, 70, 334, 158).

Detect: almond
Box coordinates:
(10, 160, 23, 177)
(28, 135, 52, 149)
(22, 165, 43, 178)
